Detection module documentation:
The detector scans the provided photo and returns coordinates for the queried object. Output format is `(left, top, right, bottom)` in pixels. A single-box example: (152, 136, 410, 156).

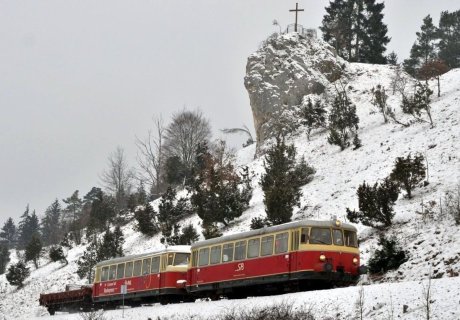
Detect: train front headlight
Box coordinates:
(319, 254, 326, 262)
(353, 257, 359, 265)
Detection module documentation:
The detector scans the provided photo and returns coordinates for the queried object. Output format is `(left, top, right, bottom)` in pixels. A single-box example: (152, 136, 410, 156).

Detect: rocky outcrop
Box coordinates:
(244, 32, 347, 149)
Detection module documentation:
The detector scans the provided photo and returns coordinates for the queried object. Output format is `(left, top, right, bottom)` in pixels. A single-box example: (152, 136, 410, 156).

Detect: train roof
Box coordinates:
(191, 219, 357, 249)
(95, 245, 191, 267)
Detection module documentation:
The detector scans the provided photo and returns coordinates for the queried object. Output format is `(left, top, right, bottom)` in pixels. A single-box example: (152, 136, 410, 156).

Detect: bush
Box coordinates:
(218, 302, 315, 320)
(6, 261, 30, 288)
(390, 153, 426, 199)
(347, 178, 399, 230)
(368, 236, 408, 274)
(250, 216, 268, 230)
(49, 246, 67, 264)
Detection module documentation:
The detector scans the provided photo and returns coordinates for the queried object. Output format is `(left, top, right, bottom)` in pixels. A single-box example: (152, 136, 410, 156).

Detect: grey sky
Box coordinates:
(0, 0, 458, 224)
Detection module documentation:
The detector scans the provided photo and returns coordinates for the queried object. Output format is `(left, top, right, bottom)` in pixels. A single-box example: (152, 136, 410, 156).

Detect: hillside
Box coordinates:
(1, 40, 460, 319)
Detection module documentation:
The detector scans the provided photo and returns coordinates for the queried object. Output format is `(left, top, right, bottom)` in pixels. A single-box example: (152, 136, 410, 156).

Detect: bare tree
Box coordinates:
(221, 125, 254, 147)
(421, 272, 433, 320)
(100, 147, 135, 212)
(164, 109, 211, 173)
(355, 285, 365, 320)
(136, 116, 166, 198)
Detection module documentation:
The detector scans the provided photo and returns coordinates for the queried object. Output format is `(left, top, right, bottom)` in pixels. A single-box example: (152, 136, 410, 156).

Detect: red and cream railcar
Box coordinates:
(93, 246, 191, 305)
(187, 219, 362, 297)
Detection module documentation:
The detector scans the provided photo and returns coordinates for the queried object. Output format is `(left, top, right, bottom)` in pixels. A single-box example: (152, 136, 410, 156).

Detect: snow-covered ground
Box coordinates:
(34, 276, 460, 320)
(0, 65, 459, 319)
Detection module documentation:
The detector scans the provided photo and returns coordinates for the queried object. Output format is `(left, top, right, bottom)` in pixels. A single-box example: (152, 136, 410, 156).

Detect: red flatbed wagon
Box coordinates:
(39, 285, 93, 315)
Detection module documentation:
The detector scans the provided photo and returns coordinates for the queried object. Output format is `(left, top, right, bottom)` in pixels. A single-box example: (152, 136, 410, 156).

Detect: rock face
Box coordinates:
(244, 32, 346, 149)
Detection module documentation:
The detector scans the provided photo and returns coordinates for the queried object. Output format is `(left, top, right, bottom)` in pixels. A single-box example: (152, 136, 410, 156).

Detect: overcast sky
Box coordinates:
(0, 0, 458, 224)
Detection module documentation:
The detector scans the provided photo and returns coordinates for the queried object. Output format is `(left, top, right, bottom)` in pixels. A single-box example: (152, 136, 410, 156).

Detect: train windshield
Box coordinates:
(309, 227, 332, 245)
(174, 253, 190, 266)
(344, 230, 358, 247)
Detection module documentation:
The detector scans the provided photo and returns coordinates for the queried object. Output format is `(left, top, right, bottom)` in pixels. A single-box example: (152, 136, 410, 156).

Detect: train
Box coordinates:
(39, 219, 366, 315)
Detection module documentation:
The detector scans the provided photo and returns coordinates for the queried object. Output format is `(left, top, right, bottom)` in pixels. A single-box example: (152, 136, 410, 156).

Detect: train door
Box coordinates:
(190, 250, 198, 286)
(289, 230, 300, 275)
(159, 254, 168, 292)
(332, 229, 345, 271)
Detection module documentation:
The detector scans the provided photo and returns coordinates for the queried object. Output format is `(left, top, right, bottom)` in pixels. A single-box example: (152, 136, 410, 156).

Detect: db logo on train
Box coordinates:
(235, 263, 244, 272)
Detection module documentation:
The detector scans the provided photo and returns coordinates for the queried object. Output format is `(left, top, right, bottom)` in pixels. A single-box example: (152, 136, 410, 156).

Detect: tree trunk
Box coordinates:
(437, 77, 440, 97)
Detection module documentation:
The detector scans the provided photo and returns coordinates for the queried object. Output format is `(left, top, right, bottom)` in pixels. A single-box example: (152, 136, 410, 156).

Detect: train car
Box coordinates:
(187, 219, 363, 298)
(92, 246, 191, 306)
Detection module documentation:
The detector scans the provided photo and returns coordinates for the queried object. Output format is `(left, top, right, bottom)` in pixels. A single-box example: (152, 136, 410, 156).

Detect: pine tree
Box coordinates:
(0, 244, 10, 274)
(178, 224, 200, 245)
(401, 82, 434, 127)
(77, 237, 99, 282)
(17, 207, 40, 249)
(41, 199, 62, 246)
(327, 91, 360, 150)
(62, 191, 83, 243)
(190, 143, 253, 236)
(368, 236, 408, 274)
(49, 246, 67, 264)
(63, 190, 83, 224)
(6, 261, 30, 288)
(299, 98, 327, 140)
(158, 187, 190, 244)
(25, 233, 42, 269)
(113, 226, 124, 257)
(164, 155, 188, 186)
(404, 15, 438, 76)
(87, 189, 116, 235)
(390, 153, 426, 199)
(347, 177, 399, 230)
(438, 10, 460, 68)
(321, 0, 390, 63)
(260, 137, 315, 225)
(97, 228, 124, 261)
(0, 217, 16, 247)
(201, 223, 223, 240)
(386, 51, 398, 65)
(134, 202, 158, 236)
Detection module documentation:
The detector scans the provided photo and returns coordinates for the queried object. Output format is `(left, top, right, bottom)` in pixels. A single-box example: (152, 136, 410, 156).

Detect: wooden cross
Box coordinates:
(289, 3, 304, 32)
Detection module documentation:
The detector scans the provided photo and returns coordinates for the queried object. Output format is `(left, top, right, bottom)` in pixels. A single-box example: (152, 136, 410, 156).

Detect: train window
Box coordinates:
(310, 228, 332, 245)
(234, 241, 247, 260)
(333, 229, 344, 246)
(151, 256, 160, 273)
(344, 230, 358, 247)
(210, 246, 222, 264)
(101, 266, 109, 282)
(142, 258, 151, 275)
(261, 235, 274, 256)
(198, 248, 210, 266)
(300, 228, 309, 244)
(109, 265, 117, 280)
(168, 253, 174, 266)
(125, 261, 133, 278)
(116, 263, 125, 279)
(95, 267, 101, 282)
(291, 230, 300, 251)
(222, 243, 234, 262)
(275, 233, 289, 254)
(174, 253, 189, 266)
(192, 250, 198, 267)
(247, 238, 260, 258)
(133, 260, 142, 276)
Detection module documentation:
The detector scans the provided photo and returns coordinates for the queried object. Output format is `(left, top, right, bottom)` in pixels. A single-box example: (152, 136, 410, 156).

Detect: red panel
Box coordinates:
(187, 250, 360, 287)
(93, 271, 187, 298)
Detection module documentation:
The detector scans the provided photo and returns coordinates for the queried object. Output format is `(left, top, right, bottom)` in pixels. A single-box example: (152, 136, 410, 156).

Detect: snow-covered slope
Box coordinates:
(1, 66, 459, 319)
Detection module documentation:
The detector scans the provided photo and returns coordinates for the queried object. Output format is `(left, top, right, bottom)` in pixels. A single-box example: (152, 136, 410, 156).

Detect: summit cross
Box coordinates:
(289, 3, 304, 32)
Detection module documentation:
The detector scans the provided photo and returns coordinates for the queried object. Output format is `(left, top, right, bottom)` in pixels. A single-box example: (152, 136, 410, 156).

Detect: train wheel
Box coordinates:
(47, 307, 56, 315)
